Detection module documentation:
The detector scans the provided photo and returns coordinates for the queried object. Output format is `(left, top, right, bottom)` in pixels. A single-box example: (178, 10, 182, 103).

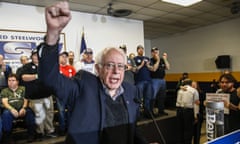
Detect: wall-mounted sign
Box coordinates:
(0, 29, 65, 72)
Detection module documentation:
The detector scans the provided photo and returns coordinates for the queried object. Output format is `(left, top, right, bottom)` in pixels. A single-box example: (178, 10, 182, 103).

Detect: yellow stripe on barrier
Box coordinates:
(165, 72, 240, 82)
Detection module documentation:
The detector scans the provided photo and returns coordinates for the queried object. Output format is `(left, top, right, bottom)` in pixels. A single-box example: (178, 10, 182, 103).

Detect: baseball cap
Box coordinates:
(137, 45, 144, 50)
(59, 51, 69, 56)
(31, 49, 38, 56)
(84, 48, 93, 54)
(119, 44, 126, 49)
(119, 44, 127, 53)
(151, 47, 159, 52)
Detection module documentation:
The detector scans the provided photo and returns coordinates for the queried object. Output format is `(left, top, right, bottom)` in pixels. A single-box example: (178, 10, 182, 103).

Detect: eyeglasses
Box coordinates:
(102, 62, 126, 71)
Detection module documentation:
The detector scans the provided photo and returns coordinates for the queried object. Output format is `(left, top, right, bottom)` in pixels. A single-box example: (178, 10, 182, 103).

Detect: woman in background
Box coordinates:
(192, 81, 205, 144)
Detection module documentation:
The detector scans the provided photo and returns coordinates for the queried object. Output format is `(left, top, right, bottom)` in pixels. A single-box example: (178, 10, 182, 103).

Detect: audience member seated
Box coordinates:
(1, 74, 35, 143)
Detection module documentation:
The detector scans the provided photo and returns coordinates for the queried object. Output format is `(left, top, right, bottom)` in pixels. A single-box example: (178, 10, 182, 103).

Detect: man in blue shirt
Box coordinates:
(134, 45, 154, 118)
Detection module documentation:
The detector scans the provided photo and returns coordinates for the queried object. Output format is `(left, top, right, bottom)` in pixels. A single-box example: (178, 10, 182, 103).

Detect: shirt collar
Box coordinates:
(101, 82, 124, 101)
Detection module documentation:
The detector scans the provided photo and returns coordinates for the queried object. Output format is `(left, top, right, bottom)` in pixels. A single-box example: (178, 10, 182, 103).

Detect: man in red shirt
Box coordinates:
(59, 51, 76, 77)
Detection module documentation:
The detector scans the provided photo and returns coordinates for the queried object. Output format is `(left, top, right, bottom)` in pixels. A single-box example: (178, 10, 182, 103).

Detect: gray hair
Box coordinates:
(95, 47, 127, 66)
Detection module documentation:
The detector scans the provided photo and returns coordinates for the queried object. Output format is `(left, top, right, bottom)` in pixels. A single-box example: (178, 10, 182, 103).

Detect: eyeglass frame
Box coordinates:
(99, 62, 127, 71)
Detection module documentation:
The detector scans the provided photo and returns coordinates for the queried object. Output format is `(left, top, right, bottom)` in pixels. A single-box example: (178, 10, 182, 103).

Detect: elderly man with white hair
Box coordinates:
(36, 1, 151, 144)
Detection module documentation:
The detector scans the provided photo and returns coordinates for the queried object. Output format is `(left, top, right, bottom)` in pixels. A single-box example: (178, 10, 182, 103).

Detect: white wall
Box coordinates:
(151, 17, 240, 73)
(0, 2, 144, 60)
(144, 39, 152, 57)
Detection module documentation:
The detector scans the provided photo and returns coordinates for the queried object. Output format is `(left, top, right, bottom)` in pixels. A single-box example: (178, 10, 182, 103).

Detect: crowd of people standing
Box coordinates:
(0, 32, 170, 144)
(0, 1, 239, 144)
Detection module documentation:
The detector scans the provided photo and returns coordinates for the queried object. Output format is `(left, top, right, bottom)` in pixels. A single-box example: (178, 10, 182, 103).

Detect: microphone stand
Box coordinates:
(136, 98, 166, 144)
(146, 108, 166, 144)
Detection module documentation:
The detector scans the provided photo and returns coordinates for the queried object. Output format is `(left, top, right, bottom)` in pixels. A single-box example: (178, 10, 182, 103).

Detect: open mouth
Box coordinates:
(110, 77, 119, 84)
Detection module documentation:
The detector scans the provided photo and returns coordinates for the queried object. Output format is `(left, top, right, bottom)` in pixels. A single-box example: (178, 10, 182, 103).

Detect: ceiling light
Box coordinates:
(162, 0, 202, 7)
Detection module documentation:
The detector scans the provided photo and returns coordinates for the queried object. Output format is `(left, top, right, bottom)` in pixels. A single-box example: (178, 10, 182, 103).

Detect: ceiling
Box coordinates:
(2, 0, 240, 40)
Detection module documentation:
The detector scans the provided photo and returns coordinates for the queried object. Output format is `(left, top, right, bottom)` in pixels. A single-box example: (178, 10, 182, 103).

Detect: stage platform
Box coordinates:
(8, 109, 208, 144)
(137, 109, 177, 144)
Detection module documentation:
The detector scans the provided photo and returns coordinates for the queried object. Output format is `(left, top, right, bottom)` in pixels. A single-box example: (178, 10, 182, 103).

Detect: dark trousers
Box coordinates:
(151, 79, 167, 113)
(224, 114, 230, 134)
(56, 97, 69, 131)
(156, 83, 166, 113)
(176, 107, 194, 144)
(193, 114, 203, 144)
(2, 108, 35, 134)
(136, 80, 153, 112)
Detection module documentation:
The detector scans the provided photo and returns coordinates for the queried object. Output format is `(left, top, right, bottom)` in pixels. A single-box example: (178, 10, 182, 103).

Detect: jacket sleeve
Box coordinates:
(37, 43, 80, 104)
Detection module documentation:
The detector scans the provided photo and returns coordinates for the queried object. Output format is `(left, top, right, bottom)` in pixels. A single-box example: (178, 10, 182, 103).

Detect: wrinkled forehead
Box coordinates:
(103, 49, 125, 63)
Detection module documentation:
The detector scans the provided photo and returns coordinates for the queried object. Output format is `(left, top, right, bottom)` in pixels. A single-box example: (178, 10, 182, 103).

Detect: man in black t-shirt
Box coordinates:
(149, 47, 170, 116)
(17, 49, 56, 139)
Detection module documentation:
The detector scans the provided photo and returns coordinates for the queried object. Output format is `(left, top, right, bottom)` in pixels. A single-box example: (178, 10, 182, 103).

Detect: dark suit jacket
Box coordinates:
(38, 43, 147, 144)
